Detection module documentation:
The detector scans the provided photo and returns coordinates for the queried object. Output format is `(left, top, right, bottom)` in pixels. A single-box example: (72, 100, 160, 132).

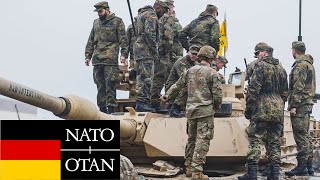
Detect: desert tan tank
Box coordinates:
(0, 65, 319, 171)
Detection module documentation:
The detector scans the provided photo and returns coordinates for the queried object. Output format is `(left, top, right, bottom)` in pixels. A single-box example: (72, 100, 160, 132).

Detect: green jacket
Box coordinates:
(179, 11, 220, 52)
(288, 54, 316, 108)
(165, 55, 195, 92)
(247, 57, 288, 123)
(85, 13, 128, 65)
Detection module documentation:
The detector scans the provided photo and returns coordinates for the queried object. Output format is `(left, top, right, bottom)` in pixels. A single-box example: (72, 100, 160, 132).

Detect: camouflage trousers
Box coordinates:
(291, 105, 314, 164)
(150, 55, 171, 103)
(247, 121, 270, 158)
(184, 116, 214, 172)
(247, 121, 283, 165)
(93, 65, 119, 108)
(136, 59, 154, 103)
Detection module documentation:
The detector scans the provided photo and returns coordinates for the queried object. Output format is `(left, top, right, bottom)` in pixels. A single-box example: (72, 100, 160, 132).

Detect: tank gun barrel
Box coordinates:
(0, 76, 136, 139)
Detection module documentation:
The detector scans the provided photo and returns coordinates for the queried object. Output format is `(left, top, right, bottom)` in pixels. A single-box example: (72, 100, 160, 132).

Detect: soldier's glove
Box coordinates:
(245, 106, 252, 120)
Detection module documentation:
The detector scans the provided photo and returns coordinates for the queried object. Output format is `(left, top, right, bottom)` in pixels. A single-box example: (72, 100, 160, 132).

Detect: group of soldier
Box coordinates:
(84, 1, 316, 180)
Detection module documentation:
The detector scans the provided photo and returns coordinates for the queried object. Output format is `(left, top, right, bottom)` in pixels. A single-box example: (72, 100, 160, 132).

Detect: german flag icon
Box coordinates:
(0, 140, 61, 180)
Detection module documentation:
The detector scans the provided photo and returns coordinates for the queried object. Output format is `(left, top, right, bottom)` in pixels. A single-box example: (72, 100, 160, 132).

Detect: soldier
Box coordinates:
(162, 46, 223, 180)
(179, 4, 220, 52)
(126, 18, 137, 70)
(166, 0, 183, 65)
(85, 1, 128, 114)
(238, 45, 288, 180)
(165, 45, 200, 117)
(212, 55, 228, 84)
(285, 41, 316, 177)
(150, 0, 175, 112)
(245, 42, 273, 177)
(133, 3, 160, 112)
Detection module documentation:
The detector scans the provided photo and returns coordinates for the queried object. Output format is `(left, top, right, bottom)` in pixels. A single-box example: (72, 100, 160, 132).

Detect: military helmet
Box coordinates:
(197, 46, 216, 60)
(292, 41, 306, 52)
(94, 1, 109, 12)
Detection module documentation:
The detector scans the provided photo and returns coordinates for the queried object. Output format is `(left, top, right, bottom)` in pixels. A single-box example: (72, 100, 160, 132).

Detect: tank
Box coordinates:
(1, 65, 320, 171)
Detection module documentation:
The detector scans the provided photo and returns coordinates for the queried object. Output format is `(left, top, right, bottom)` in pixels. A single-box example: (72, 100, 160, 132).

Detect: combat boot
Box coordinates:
(99, 106, 108, 114)
(107, 106, 114, 114)
(238, 163, 257, 180)
(135, 102, 156, 112)
(284, 163, 308, 177)
(185, 165, 192, 177)
(262, 164, 271, 176)
(191, 172, 209, 180)
(307, 159, 315, 176)
(169, 103, 182, 118)
(267, 164, 280, 180)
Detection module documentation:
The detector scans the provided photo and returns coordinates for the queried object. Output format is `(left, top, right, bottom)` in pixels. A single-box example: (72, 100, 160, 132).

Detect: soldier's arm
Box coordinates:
(118, 20, 129, 58)
(291, 65, 307, 108)
(126, 26, 132, 58)
(166, 70, 187, 99)
(247, 65, 263, 103)
(85, 26, 95, 60)
(179, 24, 190, 51)
(145, 16, 159, 57)
(210, 20, 220, 52)
(164, 16, 174, 51)
(280, 70, 289, 103)
(212, 74, 223, 110)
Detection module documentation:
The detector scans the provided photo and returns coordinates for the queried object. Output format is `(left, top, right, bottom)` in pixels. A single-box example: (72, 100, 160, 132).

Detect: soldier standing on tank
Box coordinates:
(285, 41, 316, 177)
(166, 1, 183, 69)
(133, 2, 161, 112)
(211, 55, 228, 84)
(126, 17, 137, 71)
(179, 4, 220, 52)
(238, 45, 288, 180)
(162, 46, 222, 180)
(85, 1, 128, 114)
(165, 45, 200, 117)
(150, 0, 175, 112)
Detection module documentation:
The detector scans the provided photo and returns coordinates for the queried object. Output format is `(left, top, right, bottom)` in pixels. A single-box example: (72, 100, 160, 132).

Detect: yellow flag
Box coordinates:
(218, 13, 228, 56)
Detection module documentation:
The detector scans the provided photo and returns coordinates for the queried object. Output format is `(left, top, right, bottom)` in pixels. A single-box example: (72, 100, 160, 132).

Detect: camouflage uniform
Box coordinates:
(85, 2, 128, 110)
(171, 17, 183, 64)
(166, 46, 222, 173)
(134, 5, 159, 104)
(211, 56, 228, 84)
(165, 54, 195, 107)
(243, 45, 288, 179)
(288, 42, 316, 165)
(120, 154, 145, 180)
(150, 11, 174, 105)
(127, 23, 136, 69)
(179, 5, 220, 52)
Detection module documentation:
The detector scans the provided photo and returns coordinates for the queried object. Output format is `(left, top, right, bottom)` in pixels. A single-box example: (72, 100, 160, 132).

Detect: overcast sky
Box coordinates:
(0, 0, 319, 120)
